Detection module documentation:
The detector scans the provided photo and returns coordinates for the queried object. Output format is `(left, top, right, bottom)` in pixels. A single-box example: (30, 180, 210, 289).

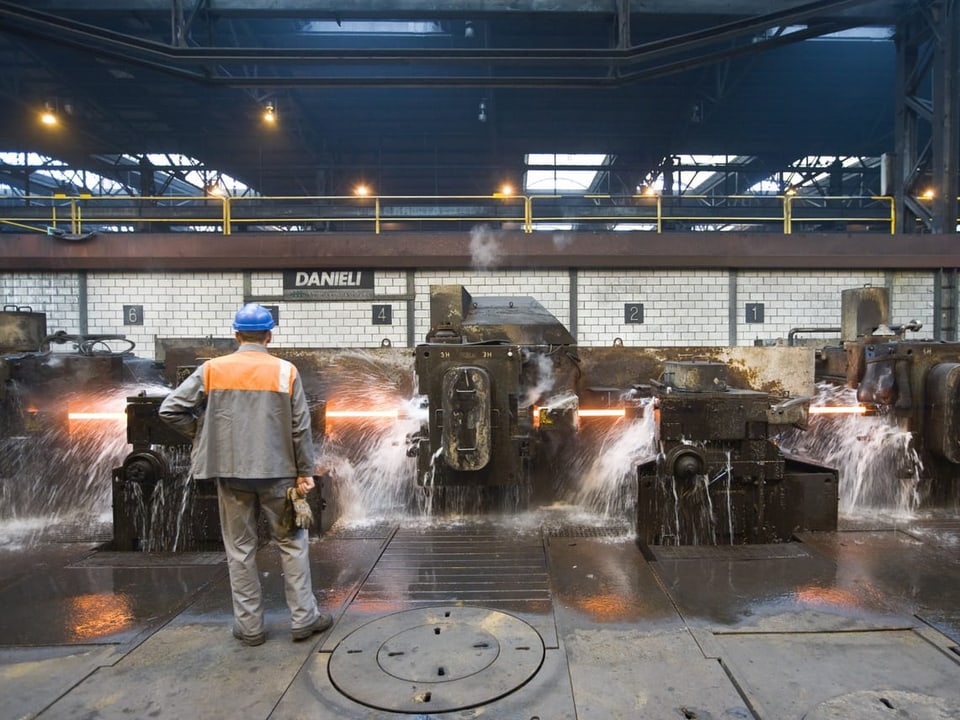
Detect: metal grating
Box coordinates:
(325, 522, 397, 540)
(649, 543, 812, 561)
(901, 519, 960, 550)
(71, 551, 226, 567)
(9, 521, 113, 544)
(354, 527, 551, 608)
(546, 523, 633, 538)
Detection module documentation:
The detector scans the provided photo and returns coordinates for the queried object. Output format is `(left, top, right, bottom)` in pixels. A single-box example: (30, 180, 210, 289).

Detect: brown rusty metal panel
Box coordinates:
(841, 286, 890, 341)
(441, 366, 492, 471)
(3, 231, 960, 270)
(0, 308, 47, 353)
(429, 284, 473, 331)
(925, 362, 960, 463)
(157, 341, 812, 399)
(157, 342, 417, 400)
(575, 346, 814, 398)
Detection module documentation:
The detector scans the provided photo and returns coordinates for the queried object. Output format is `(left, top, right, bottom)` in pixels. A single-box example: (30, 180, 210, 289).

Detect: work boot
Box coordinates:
(232, 626, 266, 647)
(292, 612, 333, 641)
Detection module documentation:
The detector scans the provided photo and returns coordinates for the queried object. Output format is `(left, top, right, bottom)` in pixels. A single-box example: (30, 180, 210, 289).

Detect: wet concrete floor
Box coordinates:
(1, 513, 959, 720)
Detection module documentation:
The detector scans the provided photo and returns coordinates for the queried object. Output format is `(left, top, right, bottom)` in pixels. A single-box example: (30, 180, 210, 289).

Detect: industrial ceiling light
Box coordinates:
(464, 21, 475, 38)
(40, 101, 58, 127)
(262, 102, 277, 125)
(354, 184, 370, 196)
(205, 180, 226, 197)
(478, 99, 487, 123)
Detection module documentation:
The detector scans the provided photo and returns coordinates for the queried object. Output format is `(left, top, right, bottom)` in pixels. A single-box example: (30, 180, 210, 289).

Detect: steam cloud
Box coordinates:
(469, 225, 502, 270)
(523, 353, 558, 408)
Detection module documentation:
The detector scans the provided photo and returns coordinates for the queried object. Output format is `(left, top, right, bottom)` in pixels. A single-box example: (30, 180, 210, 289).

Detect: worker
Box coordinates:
(158, 302, 332, 646)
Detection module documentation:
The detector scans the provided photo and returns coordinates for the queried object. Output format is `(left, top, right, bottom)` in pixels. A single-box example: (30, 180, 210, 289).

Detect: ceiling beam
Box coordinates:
(0, 0, 891, 88)
(13, 0, 905, 19)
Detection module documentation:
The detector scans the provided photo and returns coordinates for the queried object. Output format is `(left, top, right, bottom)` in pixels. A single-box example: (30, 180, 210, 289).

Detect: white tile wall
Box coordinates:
(0, 272, 82, 338)
(735, 271, 886, 346)
(248, 269, 410, 349)
(0, 269, 951, 359)
(890, 271, 935, 340)
(577, 269, 729, 347)
(85, 272, 245, 358)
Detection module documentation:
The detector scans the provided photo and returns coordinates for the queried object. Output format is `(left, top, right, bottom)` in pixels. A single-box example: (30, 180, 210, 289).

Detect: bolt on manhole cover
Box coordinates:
(328, 605, 545, 713)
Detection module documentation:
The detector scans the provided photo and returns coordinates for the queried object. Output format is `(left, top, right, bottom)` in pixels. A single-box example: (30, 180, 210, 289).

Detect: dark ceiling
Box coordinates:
(0, 0, 911, 197)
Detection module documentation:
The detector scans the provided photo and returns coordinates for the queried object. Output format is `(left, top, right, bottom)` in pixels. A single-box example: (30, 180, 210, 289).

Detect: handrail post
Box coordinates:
(783, 194, 792, 235)
(656, 195, 662, 233)
(223, 197, 231, 235)
(375, 196, 381, 234)
(71, 199, 79, 234)
(524, 195, 532, 233)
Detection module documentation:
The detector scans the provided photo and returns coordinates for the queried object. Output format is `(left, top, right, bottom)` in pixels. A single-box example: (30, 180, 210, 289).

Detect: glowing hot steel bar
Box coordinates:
(325, 409, 400, 420)
(67, 411, 127, 434)
(808, 406, 868, 415)
(576, 408, 626, 418)
(67, 412, 127, 421)
(532, 406, 627, 429)
(533, 407, 627, 419)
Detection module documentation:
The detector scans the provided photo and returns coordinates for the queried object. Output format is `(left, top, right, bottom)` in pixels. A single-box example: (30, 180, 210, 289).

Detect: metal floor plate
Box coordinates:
(802, 689, 957, 720)
(714, 629, 960, 718)
(5, 512, 960, 719)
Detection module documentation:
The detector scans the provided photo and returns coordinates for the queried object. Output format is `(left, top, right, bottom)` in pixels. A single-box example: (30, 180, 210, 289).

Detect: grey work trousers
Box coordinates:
(216, 478, 320, 638)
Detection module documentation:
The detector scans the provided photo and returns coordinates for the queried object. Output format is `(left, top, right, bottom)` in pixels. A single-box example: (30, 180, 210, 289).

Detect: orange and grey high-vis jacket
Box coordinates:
(159, 344, 315, 480)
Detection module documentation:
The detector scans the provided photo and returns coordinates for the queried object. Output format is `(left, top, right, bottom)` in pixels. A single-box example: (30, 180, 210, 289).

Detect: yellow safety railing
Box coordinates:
(0, 193, 901, 236)
(784, 195, 897, 235)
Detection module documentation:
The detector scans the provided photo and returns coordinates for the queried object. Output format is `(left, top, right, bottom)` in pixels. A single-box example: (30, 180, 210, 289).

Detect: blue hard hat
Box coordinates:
(232, 303, 275, 331)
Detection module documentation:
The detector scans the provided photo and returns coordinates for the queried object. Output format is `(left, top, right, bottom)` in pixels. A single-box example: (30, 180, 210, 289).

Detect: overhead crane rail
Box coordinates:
(0, 193, 899, 236)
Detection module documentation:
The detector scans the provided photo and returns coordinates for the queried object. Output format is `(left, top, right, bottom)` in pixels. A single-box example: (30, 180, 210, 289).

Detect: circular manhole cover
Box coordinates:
(329, 605, 545, 713)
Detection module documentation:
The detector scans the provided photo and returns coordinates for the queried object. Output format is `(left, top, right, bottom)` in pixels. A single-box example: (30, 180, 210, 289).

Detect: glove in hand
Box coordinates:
(286, 487, 314, 529)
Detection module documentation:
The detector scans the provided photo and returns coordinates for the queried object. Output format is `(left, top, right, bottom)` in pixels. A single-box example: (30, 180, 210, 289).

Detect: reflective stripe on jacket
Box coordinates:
(158, 344, 315, 480)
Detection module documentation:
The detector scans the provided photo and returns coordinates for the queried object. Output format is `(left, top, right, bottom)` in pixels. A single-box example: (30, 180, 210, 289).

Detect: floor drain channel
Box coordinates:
(328, 605, 545, 713)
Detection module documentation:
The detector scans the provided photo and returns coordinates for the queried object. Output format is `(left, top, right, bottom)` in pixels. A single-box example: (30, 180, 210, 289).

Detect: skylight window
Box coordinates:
(141, 153, 252, 196)
(745, 155, 878, 194)
(641, 155, 754, 195)
(524, 153, 609, 194)
(300, 20, 445, 36)
(0, 151, 126, 194)
(0, 151, 252, 197)
(759, 25, 893, 42)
